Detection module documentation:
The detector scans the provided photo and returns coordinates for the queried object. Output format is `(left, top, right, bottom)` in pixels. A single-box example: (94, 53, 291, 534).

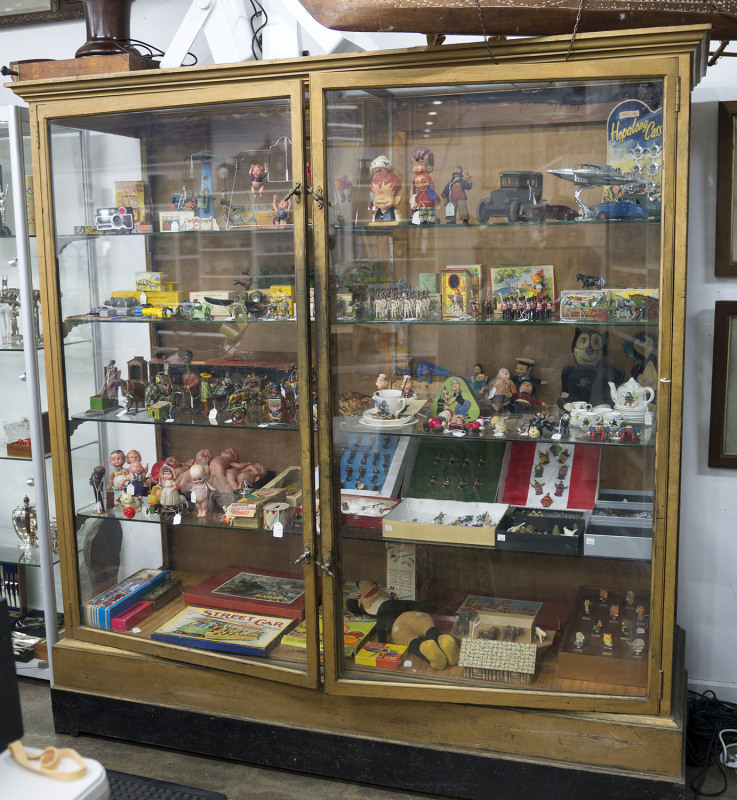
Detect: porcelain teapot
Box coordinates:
(608, 378, 655, 419)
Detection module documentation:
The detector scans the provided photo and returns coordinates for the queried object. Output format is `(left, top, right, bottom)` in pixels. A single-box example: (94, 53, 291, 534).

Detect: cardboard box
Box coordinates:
(495, 507, 585, 555)
(455, 595, 542, 644)
(111, 600, 153, 631)
(342, 495, 400, 530)
(115, 181, 148, 225)
(225, 199, 280, 227)
(223, 487, 287, 528)
(489, 264, 558, 316)
(189, 290, 238, 318)
(269, 285, 295, 317)
(135, 272, 163, 292)
(159, 210, 195, 232)
(355, 641, 408, 668)
(383, 498, 506, 545)
(335, 432, 410, 498)
(5, 411, 51, 458)
(438, 266, 473, 319)
(264, 466, 303, 507)
(609, 288, 659, 320)
(559, 289, 612, 321)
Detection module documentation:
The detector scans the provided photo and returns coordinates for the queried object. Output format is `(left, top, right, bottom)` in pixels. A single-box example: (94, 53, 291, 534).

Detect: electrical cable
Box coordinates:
(113, 38, 198, 67)
(687, 689, 737, 798)
(249, 0, 268, 60)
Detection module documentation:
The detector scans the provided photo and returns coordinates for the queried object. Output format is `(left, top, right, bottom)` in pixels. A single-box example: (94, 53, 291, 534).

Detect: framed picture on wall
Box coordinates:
(709, 302, 737, 467)
(0, 1, 83, 28)
(716, 102, 737, 277)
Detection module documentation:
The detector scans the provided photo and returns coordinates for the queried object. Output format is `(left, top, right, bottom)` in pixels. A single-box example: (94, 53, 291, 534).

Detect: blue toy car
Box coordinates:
(591, 201, 648, 220)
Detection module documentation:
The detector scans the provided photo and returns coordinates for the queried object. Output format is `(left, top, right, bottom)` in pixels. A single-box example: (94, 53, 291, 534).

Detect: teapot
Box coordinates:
(607, 378, 655, 424)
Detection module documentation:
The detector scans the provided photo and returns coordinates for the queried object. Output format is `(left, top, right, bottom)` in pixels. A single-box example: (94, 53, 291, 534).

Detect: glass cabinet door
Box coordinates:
(41, 86, 318, 683)
(313, 66, 677, 707)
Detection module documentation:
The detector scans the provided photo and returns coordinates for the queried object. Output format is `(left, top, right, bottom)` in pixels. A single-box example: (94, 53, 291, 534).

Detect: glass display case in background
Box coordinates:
(0, 105, 60, 679)
(313, 66, 679, 710)
(45, 85, 319, 684)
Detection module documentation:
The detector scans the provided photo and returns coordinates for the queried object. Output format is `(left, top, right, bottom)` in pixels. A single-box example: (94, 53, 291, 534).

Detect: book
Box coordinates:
(151, 605, 294, 657)
(83, 568, 170, 630)
(183, 565, 306, 621)
(280, 612, 376, 655)
(355, 641, 408, 669)
(115, 180, 148, 225)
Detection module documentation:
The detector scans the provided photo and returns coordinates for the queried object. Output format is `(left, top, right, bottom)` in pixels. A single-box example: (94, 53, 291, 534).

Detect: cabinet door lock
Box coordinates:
(315, 550, 335, 577)
(294, 544, 311, 565)
(306, 185, 330, 209)
(283, 182, 302, 204)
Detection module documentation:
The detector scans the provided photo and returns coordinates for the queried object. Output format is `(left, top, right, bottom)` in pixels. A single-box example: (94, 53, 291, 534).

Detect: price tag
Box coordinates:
(498, 533, 506, 541)
(445, 202, 454, 215)
(272, 521, 284, 538)
(173, 513, 181, 525)
(190, 492, 197, 503)
(551, 433, 562, 440)
(140, 292, 147, 305)
(208, 409, 218, 423)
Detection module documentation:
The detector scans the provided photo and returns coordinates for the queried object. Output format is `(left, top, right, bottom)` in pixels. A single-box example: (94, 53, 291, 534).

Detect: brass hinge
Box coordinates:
(658, 669, 664, 699)
(675, 76, 681, 113)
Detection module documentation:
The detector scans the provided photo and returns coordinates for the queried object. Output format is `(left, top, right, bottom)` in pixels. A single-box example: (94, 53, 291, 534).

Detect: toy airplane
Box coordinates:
(547, 162, 647, 218)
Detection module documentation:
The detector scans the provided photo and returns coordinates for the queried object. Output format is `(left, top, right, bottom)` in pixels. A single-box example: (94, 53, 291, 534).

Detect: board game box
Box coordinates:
(354, 641, 408, 669)
(83, 568, 170, 630)
(280, 613, 376, 655)
(183, 565, 306, 621)
(151, 605, 294, 656)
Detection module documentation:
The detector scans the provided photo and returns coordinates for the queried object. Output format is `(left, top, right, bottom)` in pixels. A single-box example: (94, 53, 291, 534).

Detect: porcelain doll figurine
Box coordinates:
(188, 463, 215, 518)
(369, 154, 393, 177)
(157, 463, 184, 511)
(273, 194, 291, 228)
(248, 163, 268, 196)
(487, 368, 516, 411)
(410, 145, 434, 176)
(411, 172, 440, 225)
(108, 449, 128, 490)
(369, 169, 402, 224)
(125, 460, 148, 497)
(441, 166, 473, 224)
(126, 449, 149, 480)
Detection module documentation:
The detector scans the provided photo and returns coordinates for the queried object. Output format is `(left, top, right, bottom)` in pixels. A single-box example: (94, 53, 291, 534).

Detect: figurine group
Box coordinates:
(94, 445, 268, 521)
(367, 148, 472, 226)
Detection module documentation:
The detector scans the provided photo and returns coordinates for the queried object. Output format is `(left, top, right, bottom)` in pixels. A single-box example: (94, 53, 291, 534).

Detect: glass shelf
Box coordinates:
(72, 406, 300, 431)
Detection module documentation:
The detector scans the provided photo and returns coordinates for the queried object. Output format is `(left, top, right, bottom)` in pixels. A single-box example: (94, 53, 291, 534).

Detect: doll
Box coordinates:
(469, 363, 488, 395)
(248, 163, 267, 196)
(125, 460, 148, 497)
(90, 466, 106, 512)
(176, 449, 214, 493)
(440, 166, 473, 224)
(513, 357, 548, 395)
(229, 462, 267, 493)
(411, 172, 440, 225)
(157, 463, 185, 511)
(558, 328, 623, 409)
(509, 381, 548, 414)
(126, 449, 149, 481)
(273, 194, 291, 228)
(487, 368, 516, 411)
(208, 448, 254, 494)
(108, 449, 128, 490)
(369, 169, 402, 224)
(188, 463, 215, 518)
(375, 373, 389, 392)
(410, 145, 434, 176)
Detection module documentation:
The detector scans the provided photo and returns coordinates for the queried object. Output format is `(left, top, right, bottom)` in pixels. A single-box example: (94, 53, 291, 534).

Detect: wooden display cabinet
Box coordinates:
(11, 25, 707, 798)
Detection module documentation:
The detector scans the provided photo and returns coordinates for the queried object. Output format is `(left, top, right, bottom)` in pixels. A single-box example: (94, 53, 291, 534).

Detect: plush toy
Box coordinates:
(557, 328, 623, 410)
(346, 581, 459, 670)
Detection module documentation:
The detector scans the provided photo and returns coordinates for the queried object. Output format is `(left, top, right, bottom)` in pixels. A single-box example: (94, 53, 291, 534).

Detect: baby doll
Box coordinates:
(487, 368, 516, 412)
(126, 449, 149, 482)
(248, 163, 267, 196)
(125, 460, 148, 497)
(208, 448, 255, 494)
(229, 462, 267, 493)
(176, 449, 214, 494)
(108, 449, 129, 491)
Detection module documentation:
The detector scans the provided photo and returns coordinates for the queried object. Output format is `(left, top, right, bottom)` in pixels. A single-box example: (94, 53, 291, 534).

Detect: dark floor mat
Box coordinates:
(106, 769, 227, 800)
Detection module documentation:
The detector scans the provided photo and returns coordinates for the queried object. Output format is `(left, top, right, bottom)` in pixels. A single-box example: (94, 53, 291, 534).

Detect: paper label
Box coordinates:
(272, 521, 284, 538)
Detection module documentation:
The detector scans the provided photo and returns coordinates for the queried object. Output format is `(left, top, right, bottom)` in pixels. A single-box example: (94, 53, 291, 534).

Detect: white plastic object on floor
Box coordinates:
(0, 746, 109, 800)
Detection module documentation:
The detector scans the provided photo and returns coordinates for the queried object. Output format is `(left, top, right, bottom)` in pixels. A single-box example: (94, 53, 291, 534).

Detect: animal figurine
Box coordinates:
(535, 627, 546, 643)
(346, 580, 459, 671)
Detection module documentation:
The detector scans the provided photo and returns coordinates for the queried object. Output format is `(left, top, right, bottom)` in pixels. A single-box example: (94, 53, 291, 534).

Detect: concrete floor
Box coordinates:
(15, 676, 737, 800)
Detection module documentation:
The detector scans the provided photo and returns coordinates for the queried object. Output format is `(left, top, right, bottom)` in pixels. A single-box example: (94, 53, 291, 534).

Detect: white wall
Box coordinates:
(2, 1, 733, 701)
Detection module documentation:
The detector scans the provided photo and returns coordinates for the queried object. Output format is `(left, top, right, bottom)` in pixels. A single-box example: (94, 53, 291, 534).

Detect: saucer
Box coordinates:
(359, 414, 417, 428)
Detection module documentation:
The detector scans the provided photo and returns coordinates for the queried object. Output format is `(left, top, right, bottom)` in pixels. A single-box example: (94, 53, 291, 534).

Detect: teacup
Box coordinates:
(569, 407, 603, 428)
(372, 389, 407, 417)
(601, 409, 625, 428)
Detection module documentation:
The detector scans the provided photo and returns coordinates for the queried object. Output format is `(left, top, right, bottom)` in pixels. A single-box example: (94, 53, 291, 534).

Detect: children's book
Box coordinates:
(280, 612, 376, 656)
(151, 605, 294, 656)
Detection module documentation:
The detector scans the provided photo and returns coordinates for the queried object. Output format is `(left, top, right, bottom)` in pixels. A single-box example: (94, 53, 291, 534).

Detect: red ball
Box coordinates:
(122, 506, 136, 519)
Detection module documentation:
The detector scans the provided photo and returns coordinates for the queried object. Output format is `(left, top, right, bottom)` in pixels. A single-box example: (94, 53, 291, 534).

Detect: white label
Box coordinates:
(272, 521, 284, 538)
(140, 292, 147, 305)
(116, 408, 127, 417)
(586, 537, 595, 545)
(190, 492, 197, 503)
(551, 433, 562, 440)
(445, 202, 454, 215)
(208, 409, 218, 423)
(498, 533, 506, 541)
(173, 513, 182, 525)
(385, 524, 392, 531)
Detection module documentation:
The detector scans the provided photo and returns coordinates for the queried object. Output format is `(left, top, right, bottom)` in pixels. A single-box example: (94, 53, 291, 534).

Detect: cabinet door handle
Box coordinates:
(306, 185, 330, 209)
(315, 550, 335, 577)
(283, 182, 302, 204)
(294, 544, 311, 565)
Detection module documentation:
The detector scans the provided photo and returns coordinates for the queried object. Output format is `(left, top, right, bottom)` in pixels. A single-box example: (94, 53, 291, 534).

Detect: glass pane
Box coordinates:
(326, 79, 661, 698)
(50, 99, 309, 673)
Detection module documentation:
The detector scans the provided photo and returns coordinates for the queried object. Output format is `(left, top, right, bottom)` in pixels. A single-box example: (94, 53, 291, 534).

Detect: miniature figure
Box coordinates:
(621, 619, 632, 638)
(540, 493, 554, 507)
(535, 627, 546, 644)
(108, 449, 128, 490)
(188, 463, 214, 518)
(531, 480, 544, 495)
(469, 363, 488, 395)
(513, 357, 548, 395)
(126, 461, 148, 497)
(199, 373, 213, 415)
(509, 380, 548, 414)
(157, 464, 185, 513)
(489, 416, 506, 437)
(602, 633, 613, 653)
(115, 490, 142, 514)
(410, 146, 434, 176)
(333, 175, 353, 203)
(273, 194, 291, 228)
(488, 367, 516, 412)
(631, 638, 646, 657)
(376, 373, 390, 392)
(126, 449, 149, 479)
(369, 169, 402, 224)
(626, 590, 636, 606)
(369, 154, 392, 177)
(411, 172, 441, 225)
(90, 466, 106, 512)
(592, 618, 603, 635)
(441, 166, 473, 224)
(583, 599, 591, 616)
(609, 603, 620, 621)
(534, 463, 544, 478)
(599, 589, 608, 603)
(574, 632, 585, 651)
(248, 163, 268, 196)
(554, 481, 566, 497)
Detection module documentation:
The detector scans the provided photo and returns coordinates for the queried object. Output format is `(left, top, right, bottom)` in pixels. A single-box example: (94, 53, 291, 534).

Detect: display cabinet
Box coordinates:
(0, 105, 59, 679)
(11, 25, 707, 798)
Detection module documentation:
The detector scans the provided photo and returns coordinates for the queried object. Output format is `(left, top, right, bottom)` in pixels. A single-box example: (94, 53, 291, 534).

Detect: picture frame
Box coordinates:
(715, 102, 737, 277)
(708, 302, 737, 468)
(0, 1, 84, 28)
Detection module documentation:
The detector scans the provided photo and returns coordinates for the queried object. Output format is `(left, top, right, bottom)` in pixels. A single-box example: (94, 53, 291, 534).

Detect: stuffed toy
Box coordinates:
(346, 581, 459, 670)
(557, 328, 622, 409)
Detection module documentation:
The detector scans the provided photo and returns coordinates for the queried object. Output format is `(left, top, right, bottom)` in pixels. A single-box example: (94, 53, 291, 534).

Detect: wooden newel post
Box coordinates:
(75, 0, 133, 58)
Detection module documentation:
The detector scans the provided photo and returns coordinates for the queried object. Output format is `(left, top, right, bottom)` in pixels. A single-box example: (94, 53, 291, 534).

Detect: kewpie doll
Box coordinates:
(273, 194, 291, 227)
(188, 463, 215, 518)
(487, 368, 516, 412)
(249, 163, 267, 196)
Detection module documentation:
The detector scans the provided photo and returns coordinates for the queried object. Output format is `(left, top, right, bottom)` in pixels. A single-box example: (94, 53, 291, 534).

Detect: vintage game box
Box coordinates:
(115, 180, 148, 225)
(280, 613, 376, 655)
(454, 595, 542, 644)
(222, 487, 287, 528)
(355, 641, 408, 669)
(152, 605, 294, 657)
(83, 567, 170, 630)
(559, 289, 612, 321)
(438, 266, 473, 319)
(609, 288, 659, 320)
(264, 466, 303, 507)
(489, 264, 558, 314)
(183, 565, 305, 621)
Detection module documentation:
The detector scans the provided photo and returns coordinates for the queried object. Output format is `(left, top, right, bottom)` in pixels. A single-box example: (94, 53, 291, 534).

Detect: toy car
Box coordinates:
(133, 304, 177, 319)
(102, 296, 136, 316)
(188, 301, 213, 320)
(590, 201, 648, 220)
(477, 171, 544, 223)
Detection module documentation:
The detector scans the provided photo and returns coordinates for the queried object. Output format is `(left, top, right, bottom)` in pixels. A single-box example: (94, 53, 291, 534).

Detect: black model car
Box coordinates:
(477, 170, 577, 223)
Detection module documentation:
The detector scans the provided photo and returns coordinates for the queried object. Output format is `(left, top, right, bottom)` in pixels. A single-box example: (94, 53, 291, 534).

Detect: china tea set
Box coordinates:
(568, 379, 655, 428)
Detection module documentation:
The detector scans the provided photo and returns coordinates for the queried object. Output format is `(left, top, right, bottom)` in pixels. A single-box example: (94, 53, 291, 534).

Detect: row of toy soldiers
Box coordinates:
(373, 288, 435, 320)
(499, 293, 554, 321)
